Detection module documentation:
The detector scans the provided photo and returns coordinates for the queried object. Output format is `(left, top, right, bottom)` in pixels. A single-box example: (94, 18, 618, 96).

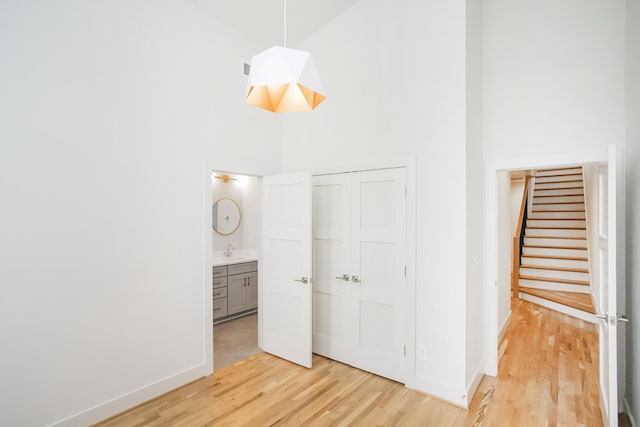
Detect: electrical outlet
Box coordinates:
(418, 345, 428, 360)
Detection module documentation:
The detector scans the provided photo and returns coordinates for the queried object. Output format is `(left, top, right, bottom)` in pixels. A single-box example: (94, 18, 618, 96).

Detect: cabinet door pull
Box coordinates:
(247, 277, 250, 286)
(214, 307, 222, 311)
(214, 291, 221, 297)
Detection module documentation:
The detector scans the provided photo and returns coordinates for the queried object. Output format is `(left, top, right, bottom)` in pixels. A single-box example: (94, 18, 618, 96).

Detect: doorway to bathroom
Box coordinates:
(211, 171, 261, 370)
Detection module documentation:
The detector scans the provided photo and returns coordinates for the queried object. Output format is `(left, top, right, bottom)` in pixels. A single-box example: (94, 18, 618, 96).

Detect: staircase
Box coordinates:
(518, 166, 596, 322)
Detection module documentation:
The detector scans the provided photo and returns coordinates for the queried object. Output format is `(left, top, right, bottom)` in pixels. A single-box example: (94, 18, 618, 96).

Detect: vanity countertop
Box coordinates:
(212, 249, 258, 267)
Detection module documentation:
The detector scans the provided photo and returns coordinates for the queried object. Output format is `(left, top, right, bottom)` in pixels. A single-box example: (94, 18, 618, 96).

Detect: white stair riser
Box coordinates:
(534, 188, 584, 197)
(519, 267, 589, 282)
(526, 219, 586, 228)
(521, 256, 588, 269)
(535, 174, 583, 183)
(536, 168, 582, 177)
(524, 237, 587, 247)
(523, 246, 588, 257)
(519, 279, 590, 293)
(528, 211, 585, 219)
(532, 203, 585, 211)
(533, 195, 584, 204)
(526, 228, 586, 238)
(535, 182, 584, 190)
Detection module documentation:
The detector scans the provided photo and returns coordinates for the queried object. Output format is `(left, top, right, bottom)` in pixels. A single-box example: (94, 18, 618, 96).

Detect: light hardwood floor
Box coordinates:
(95, 299, 601, 426)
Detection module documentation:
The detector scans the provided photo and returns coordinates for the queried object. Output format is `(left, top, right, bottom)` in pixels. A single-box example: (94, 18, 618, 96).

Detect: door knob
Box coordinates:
(618, 315, 629, 323)
(351, 275, 363, 283)
(294, 276, 309, 284)
(335, 274, 349, 281)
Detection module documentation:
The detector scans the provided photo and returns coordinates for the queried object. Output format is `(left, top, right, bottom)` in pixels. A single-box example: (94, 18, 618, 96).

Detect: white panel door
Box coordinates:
(350, 168, 406, 382)
(262, 172, 313, 368)
(312, 174, 352, 364)
(597, 146, 627, 427)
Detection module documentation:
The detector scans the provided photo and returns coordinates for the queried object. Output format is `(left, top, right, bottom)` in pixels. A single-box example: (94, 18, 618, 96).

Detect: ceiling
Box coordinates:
(188, 0, 361, 48)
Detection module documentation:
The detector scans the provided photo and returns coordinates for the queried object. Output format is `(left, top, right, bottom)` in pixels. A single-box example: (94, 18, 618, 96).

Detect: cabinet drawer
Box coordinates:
(213, 265, 227, 278)
(213, 297, 227, 319)
(213, 287, 227, 299)
(227, 261, 258, 276)
(213, 276, 227, 289)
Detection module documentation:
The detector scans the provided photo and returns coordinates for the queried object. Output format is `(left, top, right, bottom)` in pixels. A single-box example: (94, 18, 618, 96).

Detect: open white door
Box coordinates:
(597, 145, 627, 426)
(262, 172, 313, 368)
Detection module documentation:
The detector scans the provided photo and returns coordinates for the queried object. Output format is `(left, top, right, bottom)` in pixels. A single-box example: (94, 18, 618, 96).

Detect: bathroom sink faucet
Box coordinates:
(224, 243, 234, 257)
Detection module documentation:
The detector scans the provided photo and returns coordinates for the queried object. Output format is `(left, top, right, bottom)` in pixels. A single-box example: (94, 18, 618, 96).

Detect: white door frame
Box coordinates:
(483, 152, 608, 376)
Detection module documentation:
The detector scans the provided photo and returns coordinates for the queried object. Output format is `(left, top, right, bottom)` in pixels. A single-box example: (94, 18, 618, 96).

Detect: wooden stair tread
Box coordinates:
(519, 275, 589, 286)
(520, 264, 589, 273)
(521, 254, 588, 261)
(534, 186, 584, 190)
(532, 201, 585, 206)
(531, 209, 585, 213)
(533, 193, 584, 198)
(519, 288, 595, 314)
(525, 235, 586, 240)
(524, 244, 587, 250)
(536, 166, 582, 172)
(526, 218, 586, 221)
(532, 180, 583, 185)
(526, 226, 586, 230)
(534, 173, 582, 178)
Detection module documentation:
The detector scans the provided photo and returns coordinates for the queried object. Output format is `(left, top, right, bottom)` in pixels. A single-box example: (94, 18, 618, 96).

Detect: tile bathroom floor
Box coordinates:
(213, 313, 260, 370)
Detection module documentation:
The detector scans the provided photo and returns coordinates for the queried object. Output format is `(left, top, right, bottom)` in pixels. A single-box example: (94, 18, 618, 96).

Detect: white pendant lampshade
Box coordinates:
(245, 46, 326, 113)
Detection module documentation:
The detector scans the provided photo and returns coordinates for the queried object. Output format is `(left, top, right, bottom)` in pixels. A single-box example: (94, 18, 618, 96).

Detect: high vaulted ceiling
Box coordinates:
(188, 0, 361, 47)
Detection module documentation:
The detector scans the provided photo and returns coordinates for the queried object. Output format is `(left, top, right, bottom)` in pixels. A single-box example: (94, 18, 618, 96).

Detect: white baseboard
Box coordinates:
(625, 397, 637, 427)
(410, 376, 468, 409)
(465, 363, 485, 408)
(50, 363, 210, 427)
(498, 310, 512, 344)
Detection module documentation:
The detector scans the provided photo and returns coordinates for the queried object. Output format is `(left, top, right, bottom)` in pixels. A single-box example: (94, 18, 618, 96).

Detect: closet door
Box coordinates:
(350, 168, 406, 382)
(312, 174, 352, 364)
(311, 168, 406, 383)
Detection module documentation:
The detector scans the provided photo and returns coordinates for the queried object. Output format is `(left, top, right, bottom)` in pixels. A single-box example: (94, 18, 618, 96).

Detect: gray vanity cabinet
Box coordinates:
(213, 265, 228, 320)
(227, 262, 258, 316)
(213, 261, 258, 322)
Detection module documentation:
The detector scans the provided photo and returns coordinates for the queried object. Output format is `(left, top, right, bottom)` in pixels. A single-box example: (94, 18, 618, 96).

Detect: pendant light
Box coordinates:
(245, 0, 326, 112)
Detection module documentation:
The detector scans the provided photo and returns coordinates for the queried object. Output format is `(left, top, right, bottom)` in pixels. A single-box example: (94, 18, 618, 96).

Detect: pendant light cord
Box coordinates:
(283, 0, 287, 47)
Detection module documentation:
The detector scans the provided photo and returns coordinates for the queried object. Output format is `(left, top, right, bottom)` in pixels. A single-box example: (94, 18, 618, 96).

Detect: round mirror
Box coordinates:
(212, 198, 241, 235)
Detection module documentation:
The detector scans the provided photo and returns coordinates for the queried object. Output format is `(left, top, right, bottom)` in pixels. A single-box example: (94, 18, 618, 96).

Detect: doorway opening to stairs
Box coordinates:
(489, 157, 629, 426)
(510, 165, 596, 321)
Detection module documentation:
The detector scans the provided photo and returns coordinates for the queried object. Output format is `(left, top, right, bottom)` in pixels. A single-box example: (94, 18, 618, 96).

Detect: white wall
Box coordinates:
(510, 180, 525, 236)
(282, 0, 471, 405)
(464, 0, 484, 403)
(0, 1, 281, 426)
(211, 174, 260, 253)
(625, 0, 640, 422)
(212, 173, 244, 251)
(482, 0, 625, 164)
(582, 163, 601, 312)
(497, 172, 512, 331)
(481, 0, 626, 374)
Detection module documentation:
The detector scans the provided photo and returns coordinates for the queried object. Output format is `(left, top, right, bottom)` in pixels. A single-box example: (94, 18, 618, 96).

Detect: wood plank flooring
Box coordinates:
(95, 299, 601, 427)
(476, 299, 601, 426)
